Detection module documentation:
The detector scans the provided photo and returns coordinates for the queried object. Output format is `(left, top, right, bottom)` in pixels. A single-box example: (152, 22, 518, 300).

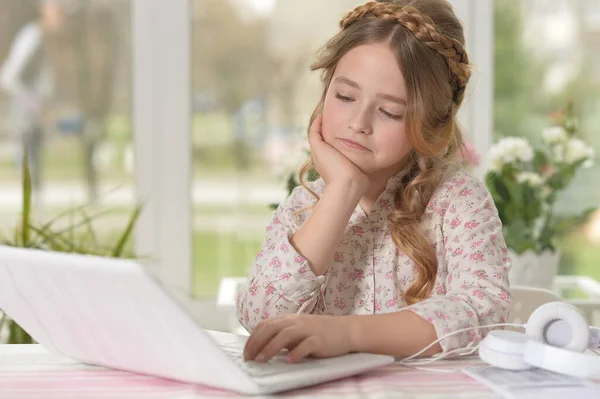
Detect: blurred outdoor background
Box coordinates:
(0, 0, 598, 299)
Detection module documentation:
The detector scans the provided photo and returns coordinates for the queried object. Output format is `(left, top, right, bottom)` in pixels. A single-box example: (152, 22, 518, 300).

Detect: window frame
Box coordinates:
(131, 0, 194, 296)
(450, 0, 494, 178)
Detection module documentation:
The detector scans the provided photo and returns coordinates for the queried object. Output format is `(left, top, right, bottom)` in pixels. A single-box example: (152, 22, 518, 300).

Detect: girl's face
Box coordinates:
(321, 42, 412, 177)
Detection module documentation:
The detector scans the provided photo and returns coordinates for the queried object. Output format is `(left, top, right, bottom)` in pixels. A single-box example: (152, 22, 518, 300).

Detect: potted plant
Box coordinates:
(485, 102, 596, 289)
(0, 148, 141, 344)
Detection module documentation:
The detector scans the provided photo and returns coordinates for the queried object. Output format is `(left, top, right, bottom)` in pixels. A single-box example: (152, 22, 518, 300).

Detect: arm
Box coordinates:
(349, 176, 511, 356)
(290, 179, 364, 276)
(236, 180, 364, 332)
(347, 310, 441, 357)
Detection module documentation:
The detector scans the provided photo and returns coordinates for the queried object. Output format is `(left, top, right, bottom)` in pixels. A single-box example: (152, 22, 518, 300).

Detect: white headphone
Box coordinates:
(479, 301, 600, 378)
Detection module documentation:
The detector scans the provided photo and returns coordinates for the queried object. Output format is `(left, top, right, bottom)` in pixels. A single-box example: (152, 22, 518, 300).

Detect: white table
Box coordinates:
(0, 343, 505, 399)
(4, 338, 600, 399)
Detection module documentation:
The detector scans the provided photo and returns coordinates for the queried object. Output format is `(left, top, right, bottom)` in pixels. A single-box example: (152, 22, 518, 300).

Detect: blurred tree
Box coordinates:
(493, 0, 547, 141)
(192, 0, 279, 115)
(192, 0, 280, 169)
(51, 0, 119, 202)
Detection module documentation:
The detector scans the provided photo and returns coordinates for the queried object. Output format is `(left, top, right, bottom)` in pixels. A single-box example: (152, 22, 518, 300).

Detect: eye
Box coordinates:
(335, 93, 354, 102)
(380, 109, 402, 120)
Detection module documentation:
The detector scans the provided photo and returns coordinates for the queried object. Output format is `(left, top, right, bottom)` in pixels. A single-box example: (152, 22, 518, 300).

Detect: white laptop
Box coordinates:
(0, 246, 394, 395)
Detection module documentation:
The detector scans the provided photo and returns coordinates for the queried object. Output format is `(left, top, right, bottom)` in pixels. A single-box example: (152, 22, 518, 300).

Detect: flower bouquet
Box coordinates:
(485, 102, 596, 287)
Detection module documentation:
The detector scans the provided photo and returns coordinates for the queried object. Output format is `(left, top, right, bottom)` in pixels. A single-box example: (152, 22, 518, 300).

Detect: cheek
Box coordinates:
(321, 96, 344, 142)
(376, 126, 412, 158)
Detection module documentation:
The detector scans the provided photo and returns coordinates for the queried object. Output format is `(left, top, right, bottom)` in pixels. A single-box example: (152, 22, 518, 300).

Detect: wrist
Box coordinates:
(326, 179, 367, 202)
(344, 315, 366, 353)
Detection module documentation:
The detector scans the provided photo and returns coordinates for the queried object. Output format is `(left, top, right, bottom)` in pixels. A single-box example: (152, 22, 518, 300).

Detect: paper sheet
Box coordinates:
(464, 365, 600, 399)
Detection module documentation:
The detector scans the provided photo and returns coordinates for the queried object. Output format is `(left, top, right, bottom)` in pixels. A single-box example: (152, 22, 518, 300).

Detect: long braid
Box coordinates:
(341, 1, 471, 104)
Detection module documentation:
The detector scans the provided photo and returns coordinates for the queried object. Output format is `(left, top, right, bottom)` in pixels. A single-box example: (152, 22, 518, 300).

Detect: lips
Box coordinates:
(339, 138, 369, 151)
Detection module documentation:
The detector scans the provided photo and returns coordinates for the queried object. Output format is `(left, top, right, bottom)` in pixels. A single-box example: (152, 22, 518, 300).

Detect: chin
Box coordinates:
(343, 153, 374, 173)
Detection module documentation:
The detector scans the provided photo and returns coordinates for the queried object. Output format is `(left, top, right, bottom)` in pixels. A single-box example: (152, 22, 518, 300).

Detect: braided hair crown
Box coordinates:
(340, 1, 471, 104)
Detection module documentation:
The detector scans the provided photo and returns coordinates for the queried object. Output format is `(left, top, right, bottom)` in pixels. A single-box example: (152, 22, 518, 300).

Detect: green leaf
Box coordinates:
(26, 224, 71, 252)
(32, 203, 103, 246)
(12, 225, 21, 247)
(5, 176, 143, 344)
(545, 172, 565, 191)
(528, 185, 544, 222)
(78, 208, 99, 249)
(8, 320, 33, 344)
(45, 208, 115, 240)
(285, 173, 298, 196)
(504, 220, 537, 254)
(501, 179, 528, 226)
(486, 172, 512, 225)
(111, 205, 142, 258)
(486, 173, 511, 204)
(0, 312, 6, 332)
(307, 166, 320, 182)
(532, 149, 549, 171)
(537, 226, 556, 252)
(21, 144, 32, 247)
(567, 157, 589, 173)
(68, 206, 76, 252)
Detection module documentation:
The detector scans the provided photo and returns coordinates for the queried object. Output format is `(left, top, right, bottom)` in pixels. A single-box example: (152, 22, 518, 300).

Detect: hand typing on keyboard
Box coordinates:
(243, 314, 355, 364)
(221, 345, 321, 378)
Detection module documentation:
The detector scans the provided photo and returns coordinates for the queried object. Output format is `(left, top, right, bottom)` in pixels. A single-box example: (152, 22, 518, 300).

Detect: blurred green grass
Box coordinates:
(558, 229, 600, 280)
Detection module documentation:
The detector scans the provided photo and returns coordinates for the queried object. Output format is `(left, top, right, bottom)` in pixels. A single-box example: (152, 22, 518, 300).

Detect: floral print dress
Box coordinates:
(236, 168, 511, 352)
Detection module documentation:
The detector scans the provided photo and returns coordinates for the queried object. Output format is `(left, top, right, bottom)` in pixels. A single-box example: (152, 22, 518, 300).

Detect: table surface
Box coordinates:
(0, 345, 493, 399)
(1, 332, 595, 399)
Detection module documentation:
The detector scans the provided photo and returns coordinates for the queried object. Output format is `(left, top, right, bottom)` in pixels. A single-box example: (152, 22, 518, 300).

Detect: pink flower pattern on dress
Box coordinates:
(236, 169, 511, 353)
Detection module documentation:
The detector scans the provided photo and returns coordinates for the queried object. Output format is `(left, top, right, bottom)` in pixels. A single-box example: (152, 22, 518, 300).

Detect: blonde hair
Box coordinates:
(298, 0, 472, 305)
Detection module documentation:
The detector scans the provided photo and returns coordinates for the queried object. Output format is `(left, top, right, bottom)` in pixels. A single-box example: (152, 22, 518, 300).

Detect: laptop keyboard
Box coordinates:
(219, 345, 321, 378)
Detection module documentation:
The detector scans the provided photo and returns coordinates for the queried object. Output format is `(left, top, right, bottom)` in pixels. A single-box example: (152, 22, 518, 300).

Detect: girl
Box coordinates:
(237, 0, 511, 363)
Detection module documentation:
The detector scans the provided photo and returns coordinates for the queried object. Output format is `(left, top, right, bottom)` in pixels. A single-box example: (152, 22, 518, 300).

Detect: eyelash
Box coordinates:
(335, 93, 402, 121)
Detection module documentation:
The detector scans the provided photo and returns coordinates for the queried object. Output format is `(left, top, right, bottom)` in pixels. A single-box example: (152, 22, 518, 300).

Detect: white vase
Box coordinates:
(508, 249, 560, 290)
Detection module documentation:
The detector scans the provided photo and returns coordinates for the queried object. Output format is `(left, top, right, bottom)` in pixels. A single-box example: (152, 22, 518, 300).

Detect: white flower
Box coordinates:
(542, 126, 568, 145)
(554, 138, 595, 167)
(552, 144, 565, 163)
(516, 172, 544, 187)
(488, 137, 534, 172)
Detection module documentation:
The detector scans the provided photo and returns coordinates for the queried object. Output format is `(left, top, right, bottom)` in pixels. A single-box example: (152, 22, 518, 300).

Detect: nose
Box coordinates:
(348, 107, 372, 135)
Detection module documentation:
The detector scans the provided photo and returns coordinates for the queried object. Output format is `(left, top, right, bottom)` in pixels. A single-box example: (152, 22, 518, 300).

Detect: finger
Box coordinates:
(256, 326, 305, 362)
(285, 336, 319, 364)
(312, 113, 323, 132)
(243, 315, 290, 358)
(244, 319, 289, 361)
(243, 322, 265, 359)
(308, 114, 324, 144)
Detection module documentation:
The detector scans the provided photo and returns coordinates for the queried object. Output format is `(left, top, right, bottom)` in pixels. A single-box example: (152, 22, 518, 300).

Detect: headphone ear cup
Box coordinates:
(526, 301, 589, 352)
(479, 330, 532, 371)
